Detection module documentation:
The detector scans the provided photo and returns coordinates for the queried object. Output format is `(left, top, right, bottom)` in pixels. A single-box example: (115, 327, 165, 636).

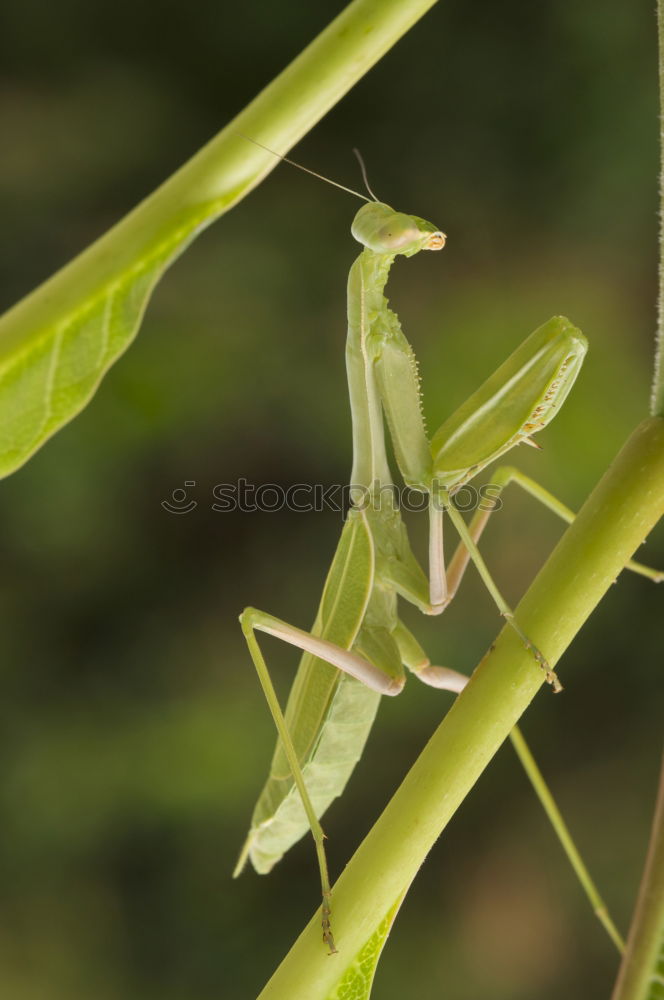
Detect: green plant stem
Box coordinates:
(509, 726, 625, 954)
(257, 416, 664, 1000)
(611, 5, 664, 994)
(0, 0, 438, 366)
(611, 756, 664, 1000)
(654, 0, 664, 416)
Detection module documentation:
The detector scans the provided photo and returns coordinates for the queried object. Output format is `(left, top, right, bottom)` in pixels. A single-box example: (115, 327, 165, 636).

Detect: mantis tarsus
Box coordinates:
(233, 155, 661, 954)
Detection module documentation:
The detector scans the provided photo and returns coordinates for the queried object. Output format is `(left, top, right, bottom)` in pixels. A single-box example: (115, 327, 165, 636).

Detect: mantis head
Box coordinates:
(351, 202, 446, 256)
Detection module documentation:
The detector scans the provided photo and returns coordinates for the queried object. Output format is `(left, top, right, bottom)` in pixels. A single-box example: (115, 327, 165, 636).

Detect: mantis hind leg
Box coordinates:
(441, 465, 660, 687)
(383, 486, 559, 687)
(239, 609, 337, 953)
(446, 465, 663, 588)
(238, 607, 405, 954)
(442, 498, 563, 692)
(392, 619, 626, 952)
(393, 619, 467, 692)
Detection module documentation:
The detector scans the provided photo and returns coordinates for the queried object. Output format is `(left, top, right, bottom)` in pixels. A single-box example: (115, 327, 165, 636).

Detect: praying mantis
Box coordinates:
(232, 152, 661, 954)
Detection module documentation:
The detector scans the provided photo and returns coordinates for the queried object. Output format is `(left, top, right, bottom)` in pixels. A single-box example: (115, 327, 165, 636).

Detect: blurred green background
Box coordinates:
(0, 2, 662, 998)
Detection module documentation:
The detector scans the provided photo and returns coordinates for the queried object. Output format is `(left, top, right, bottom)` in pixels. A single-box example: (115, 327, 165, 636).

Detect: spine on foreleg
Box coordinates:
(371, 307, 431, 490)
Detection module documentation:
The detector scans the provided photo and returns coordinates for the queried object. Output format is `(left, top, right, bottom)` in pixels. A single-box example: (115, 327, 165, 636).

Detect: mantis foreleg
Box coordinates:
(428, 501, 448, 611)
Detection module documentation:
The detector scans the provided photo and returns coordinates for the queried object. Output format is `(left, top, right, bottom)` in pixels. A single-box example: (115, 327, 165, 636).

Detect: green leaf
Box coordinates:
(645, 930, 664, 999)
(0, 0, 440, 480)
(0, 216, 207, 478)
(326, 899, 402, 1000)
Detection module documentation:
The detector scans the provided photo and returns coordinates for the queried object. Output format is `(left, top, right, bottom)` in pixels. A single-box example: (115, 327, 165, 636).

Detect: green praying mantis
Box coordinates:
(232, 146, 661, 955)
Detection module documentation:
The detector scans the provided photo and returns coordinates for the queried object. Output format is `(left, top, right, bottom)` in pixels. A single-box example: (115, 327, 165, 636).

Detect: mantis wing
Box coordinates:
(240, 510, 380, 875)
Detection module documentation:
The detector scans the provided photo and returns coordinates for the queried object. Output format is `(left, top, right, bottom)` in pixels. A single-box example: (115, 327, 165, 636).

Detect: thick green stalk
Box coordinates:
(611, 758, 664, 1000)
(257, 417, 664, 1000)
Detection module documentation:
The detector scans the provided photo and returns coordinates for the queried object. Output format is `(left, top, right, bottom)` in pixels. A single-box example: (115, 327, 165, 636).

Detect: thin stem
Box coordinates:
(509, 725, 625, 954)
(611, 755, 664, 1000)
(653, 0, 664, 416)
(612, 6, 664, 992)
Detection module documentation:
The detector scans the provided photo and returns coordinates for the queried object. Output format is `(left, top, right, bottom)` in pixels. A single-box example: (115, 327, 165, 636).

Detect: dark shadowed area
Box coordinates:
(0, 2, 662, 998)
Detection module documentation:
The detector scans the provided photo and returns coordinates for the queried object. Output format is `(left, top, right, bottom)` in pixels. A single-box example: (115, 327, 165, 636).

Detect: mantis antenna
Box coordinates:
(234, 132, 370, 202)
(352, 147, 380, 202)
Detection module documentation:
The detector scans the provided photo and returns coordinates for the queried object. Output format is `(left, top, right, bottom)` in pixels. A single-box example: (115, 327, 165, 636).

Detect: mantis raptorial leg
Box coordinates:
(232, 145, 661, 953)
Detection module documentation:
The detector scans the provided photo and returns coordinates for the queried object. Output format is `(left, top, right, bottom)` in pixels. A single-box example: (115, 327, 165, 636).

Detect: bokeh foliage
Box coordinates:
(0, 2, 662, 998)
